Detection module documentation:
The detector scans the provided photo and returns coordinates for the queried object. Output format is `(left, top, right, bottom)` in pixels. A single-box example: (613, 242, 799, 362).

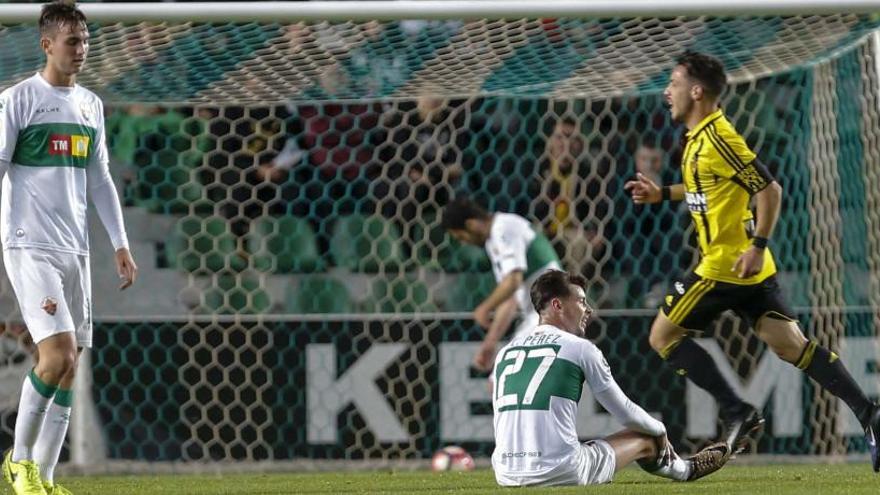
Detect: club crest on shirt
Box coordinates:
(41, 297, 58, 316)
(79, 103, 94, 123)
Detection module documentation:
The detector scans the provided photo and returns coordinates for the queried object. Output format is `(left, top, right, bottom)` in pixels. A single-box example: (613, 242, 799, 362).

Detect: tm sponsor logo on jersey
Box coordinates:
(36, 106, 60, 114)
(48, 134, 90, 157)
(685, 192, 707, 213)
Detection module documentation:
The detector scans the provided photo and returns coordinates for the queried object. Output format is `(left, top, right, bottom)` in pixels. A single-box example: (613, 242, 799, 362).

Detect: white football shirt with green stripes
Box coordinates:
(485, 212, 561, 318)
(0, 73, 110, 255)
(491, 324, 612, 484)
(492, 324, 666, 486)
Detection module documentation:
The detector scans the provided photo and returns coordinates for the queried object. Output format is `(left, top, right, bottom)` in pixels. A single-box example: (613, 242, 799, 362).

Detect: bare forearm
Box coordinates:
(753, 182, 782, 239)
(481, 272, 523, 312)
(484, 297, 518, 344)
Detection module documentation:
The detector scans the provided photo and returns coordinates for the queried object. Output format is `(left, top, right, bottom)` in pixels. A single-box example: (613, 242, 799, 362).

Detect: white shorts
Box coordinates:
(3, 248, 92, 348)
(494, 440, 616, 487)
(575, 439, 616, 485)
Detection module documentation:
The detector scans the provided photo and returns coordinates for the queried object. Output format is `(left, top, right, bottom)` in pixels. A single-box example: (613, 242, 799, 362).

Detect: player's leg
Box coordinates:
(35, 254, 91, 495)
(757, 315, 880, 469)
(744, 275, 879, 470)
(649, 275, 755, 420)
(33, 350, 77, 495)
(758, 315, 875, 422)
(1, 249, 80, 495)
(604, 429, 658, 471)
(603, 430, 730, 482)
(650, 274, 763, 452)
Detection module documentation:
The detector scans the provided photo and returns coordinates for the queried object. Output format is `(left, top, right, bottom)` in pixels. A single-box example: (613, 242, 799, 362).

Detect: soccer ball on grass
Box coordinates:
(431, 445, 475, 472)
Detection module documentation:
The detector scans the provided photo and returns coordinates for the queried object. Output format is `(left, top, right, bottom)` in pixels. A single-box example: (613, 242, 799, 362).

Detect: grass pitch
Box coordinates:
(2, 464, 876, 494)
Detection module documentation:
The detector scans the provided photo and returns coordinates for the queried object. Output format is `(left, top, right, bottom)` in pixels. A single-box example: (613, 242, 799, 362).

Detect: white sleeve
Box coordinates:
(582, 343, 666, 437)
(0, 89, 20, 163)
(491, 219, 528, 277)
(87, 101, 129, 250)
(594, 381, 666, 437)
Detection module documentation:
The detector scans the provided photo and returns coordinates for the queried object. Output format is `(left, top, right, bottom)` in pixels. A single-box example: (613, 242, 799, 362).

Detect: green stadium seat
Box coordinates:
(286, 276, 354, 314)
(366, 276, 437, 313)
(245, 216, 324, 273)
(166, 216, 246, 273)
(202, 272, 272, 314)
(108, 109, 208, 215)
(444, 272, 496, 311)
(329, 214, 405, 272)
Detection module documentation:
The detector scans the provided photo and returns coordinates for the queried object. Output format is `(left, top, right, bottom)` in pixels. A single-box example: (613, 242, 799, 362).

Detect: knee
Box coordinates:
(648, 328, 667, 354)
(37, 351, 77, 382)
(648, 324, 680, 356)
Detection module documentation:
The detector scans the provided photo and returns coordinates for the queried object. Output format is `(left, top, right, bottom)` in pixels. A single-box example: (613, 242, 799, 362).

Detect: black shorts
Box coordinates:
(661, 272, 797, 331)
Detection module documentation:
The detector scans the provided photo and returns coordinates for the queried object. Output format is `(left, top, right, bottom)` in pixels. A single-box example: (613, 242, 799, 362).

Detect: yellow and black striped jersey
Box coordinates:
(681, 109, 776, 285)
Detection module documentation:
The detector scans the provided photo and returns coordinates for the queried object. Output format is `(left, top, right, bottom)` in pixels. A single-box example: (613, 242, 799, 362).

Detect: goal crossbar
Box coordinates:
(0, 0, 879, 23)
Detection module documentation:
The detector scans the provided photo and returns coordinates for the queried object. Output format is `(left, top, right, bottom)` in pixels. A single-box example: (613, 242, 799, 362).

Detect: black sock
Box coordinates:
(665, 338, 747, 417)
(798, 340, 875, 427)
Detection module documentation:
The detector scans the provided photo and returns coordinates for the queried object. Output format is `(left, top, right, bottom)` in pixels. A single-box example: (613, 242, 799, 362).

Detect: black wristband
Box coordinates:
(661, 186, 671, 202)
(752, 236, 769, 249)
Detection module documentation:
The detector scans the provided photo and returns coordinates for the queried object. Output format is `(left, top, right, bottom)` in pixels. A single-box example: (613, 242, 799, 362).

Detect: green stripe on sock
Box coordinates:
(54, 388, 73, 407)
(28, 369, 58, 399)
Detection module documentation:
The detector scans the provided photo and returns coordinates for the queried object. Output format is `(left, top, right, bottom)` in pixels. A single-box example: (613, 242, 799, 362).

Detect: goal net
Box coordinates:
(0, 4, 878, 470)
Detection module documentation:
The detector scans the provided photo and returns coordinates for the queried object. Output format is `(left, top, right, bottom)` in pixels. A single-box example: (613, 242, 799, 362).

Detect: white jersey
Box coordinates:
(491, 325, 614, 483)
(485, 213, 560, 315)
(0, 73, 114, 255)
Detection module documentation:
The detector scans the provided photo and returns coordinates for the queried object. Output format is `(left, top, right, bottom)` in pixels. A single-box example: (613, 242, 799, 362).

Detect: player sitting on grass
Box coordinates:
(491, 270, 730, 487)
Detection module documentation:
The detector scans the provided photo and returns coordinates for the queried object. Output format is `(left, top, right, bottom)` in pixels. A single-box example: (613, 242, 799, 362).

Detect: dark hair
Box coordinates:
(676, 51, 726, 99)
(441, 197, 490, 230)
(40, 1, 87, 38)
(530, 270, 587, 313)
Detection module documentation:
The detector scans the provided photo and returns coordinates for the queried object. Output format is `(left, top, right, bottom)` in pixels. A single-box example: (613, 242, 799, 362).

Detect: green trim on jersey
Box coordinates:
(524, 230, 559, 279)
(495, 344, 584, 411)
(13, 123, 97, 169)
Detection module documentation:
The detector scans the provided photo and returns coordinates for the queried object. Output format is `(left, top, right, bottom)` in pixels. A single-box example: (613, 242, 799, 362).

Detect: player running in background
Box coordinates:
(0, 3, 137, 494)
(625, 51, 880, 468)
(442, 197, 560, 372)
(491, 269, 730, 487)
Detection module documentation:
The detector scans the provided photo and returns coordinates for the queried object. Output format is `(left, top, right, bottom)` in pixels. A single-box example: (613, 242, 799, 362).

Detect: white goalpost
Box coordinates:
(0, 0, 877, 475)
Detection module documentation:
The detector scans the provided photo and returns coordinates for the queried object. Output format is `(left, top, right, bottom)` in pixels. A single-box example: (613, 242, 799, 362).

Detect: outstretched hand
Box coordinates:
(624, 173, 662, 204)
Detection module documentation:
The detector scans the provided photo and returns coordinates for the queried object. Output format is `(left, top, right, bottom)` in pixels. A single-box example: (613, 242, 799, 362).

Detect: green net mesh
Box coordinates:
(0, 13, 879, 466)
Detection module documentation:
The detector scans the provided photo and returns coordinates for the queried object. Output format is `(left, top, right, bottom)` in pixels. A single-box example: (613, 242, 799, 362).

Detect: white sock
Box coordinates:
(33, 389, 72, 483)
(12, 370, 57, 462)
(650, 456, 692, 481)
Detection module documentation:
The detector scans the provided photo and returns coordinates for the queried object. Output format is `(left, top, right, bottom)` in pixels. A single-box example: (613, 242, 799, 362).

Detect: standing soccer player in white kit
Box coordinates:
(491, 270, 729, 487)
(442, 197, 561, 372)
(0, 3, 137, 494)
